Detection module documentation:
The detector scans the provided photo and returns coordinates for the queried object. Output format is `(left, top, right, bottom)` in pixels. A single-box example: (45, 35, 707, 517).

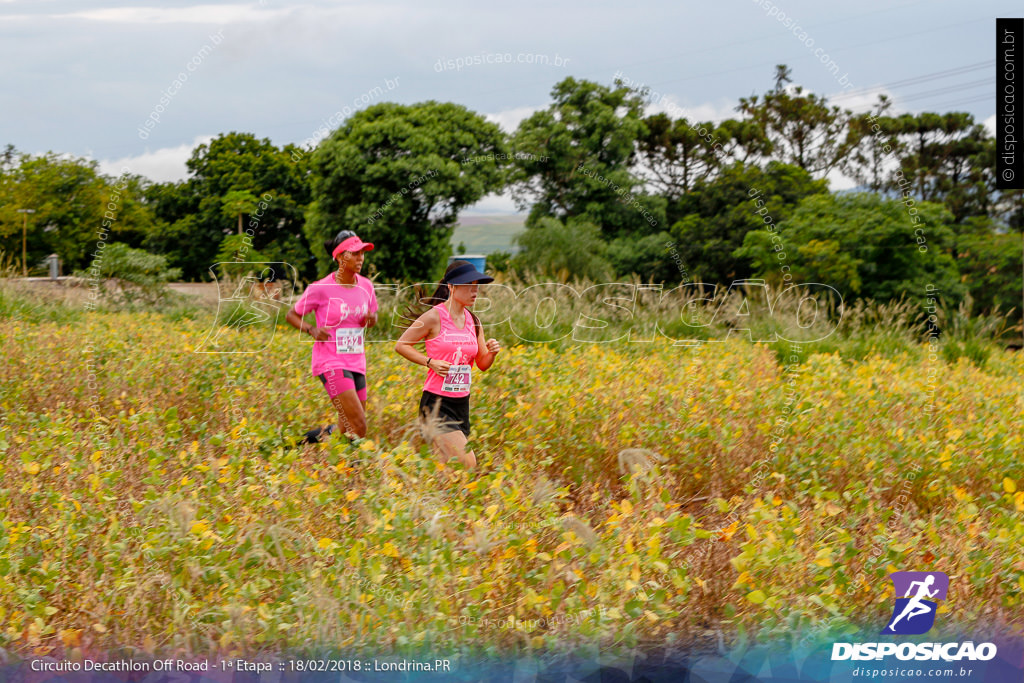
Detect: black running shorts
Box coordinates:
(419, 391, 471, 437)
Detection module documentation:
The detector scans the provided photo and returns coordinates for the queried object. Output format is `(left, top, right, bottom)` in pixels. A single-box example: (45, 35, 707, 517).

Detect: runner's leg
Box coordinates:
(889, 599, 921, 629)
(320, 370, 367, 440)
(331, 389, 366, 438)
(906, 602, 931, 620)
(433, 430, 475, 468)
(354, 372, 369, 421)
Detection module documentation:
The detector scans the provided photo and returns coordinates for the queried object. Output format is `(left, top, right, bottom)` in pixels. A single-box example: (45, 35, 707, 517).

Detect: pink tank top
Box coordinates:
(423, 302, 478, 397)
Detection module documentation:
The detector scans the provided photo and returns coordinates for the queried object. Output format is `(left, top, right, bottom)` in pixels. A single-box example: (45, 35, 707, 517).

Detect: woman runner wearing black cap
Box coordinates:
(394, 260, 501, 468)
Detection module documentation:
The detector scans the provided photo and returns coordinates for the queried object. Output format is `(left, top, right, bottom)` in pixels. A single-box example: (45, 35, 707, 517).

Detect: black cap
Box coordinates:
(444, 262, 494, 285)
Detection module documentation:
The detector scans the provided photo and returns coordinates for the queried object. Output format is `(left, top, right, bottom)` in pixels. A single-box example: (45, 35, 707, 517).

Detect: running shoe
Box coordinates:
(299, 423, 334, 445)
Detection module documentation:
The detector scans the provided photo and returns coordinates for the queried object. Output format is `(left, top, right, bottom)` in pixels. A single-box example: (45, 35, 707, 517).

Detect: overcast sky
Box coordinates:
(0, 0, 1015, 212)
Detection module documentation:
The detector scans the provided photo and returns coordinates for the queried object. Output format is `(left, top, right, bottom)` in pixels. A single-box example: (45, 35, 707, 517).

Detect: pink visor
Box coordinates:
(332, 235, 374, 259)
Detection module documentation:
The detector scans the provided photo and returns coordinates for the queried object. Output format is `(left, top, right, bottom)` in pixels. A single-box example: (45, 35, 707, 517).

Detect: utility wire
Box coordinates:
(831, 61, 994, 100)
(920, 93, 995, 111)
(849, 92, 994, 114)
(893, 78, 992, 104)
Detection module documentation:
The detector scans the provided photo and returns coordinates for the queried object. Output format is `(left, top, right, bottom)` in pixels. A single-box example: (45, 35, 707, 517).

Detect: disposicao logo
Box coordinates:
(831, 571, 998, 662)
(882, 571, 948, 635)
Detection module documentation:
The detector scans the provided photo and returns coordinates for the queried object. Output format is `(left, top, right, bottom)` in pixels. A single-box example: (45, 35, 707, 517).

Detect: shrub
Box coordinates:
(485, 251, 513, 274)
(512, 217, 614, 281)
(72, 242, 181, 306)
(737, 193, 964, 305)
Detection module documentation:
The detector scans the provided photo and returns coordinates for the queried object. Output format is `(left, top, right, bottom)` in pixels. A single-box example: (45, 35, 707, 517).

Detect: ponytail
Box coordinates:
(423, 282, 450, 307)
(403, 261, 482, 336)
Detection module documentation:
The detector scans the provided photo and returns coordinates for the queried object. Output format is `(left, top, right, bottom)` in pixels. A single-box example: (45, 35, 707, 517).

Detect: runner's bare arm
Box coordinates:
(286, 309, 330, 341)
(475, 322, 500, 371)
(395, 308, 440, 368)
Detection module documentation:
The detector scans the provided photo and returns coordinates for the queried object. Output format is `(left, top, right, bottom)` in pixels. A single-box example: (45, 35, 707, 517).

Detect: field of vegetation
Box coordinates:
(450, 215, 524, 255)
(0, 279, 1021, 664)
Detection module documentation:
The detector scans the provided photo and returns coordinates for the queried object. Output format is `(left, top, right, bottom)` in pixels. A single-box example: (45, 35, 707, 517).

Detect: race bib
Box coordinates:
(334, 326, 365, 354)
(441, 364, 472, 393)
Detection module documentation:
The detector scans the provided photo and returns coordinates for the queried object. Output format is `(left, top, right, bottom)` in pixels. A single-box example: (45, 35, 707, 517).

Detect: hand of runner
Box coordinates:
(486, 338, 501, 354)
(311, 326, 331, 342)
(430, 358, 452, 375)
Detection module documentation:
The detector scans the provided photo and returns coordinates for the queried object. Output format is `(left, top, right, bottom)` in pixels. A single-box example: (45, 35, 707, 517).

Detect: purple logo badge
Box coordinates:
(882, 571, 949, 635)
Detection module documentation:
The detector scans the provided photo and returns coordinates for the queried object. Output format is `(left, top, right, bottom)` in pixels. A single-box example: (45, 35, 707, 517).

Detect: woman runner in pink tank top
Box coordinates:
(395, 260, 502, 469)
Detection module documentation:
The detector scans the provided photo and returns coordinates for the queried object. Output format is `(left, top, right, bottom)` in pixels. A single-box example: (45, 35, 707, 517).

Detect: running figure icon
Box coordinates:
(887, 574, 938, 632)
(881, 571, 948, 635)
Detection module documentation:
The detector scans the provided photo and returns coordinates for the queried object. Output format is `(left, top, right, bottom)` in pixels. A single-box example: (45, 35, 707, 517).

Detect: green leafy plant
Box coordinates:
(72, 242, 182, 306)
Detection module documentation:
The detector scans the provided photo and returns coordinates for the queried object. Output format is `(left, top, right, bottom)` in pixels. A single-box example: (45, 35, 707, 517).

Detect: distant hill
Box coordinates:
(450, 214, 525, 254)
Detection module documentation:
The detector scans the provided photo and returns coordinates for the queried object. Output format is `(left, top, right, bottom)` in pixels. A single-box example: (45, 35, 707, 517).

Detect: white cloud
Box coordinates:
(55, 4, 289, 24)
(484, 106, 541, 133)
(96, 135, 213, 182)
(826, 167, 858, 192)
(983, 114, 996, 137)
(463, 190, 520, 215)
(644, 96, 736, 125)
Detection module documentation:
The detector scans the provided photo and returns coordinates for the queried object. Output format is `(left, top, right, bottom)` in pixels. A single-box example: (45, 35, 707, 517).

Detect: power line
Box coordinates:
(815, 18, 989, 57)
(831, 60, 994, 101)
(921, 94, 995, 111)
(470, 4, 970, 99)
(849, 92, 993, 114)
(893, 78, 991, 104)
(601, 0, 931, 75)
(638, 18, 990, 92)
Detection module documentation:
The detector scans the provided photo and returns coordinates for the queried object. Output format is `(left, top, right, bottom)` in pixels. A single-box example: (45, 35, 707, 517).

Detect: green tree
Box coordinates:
(992, 188, 1024, 230)
(890, 112, 977, 200)
(508, 78, 662, 239)
(736, 70, 859, 178)
(307, 101, 506, 281)
(772, 64, 793, 92)
(842, 97, 901, 192)
(943, 134, 995, 224)
(737, 192, 964, 303)
(843, 108, 996, 224)
(221, 189, 259, 235)
(215, 234, 268, 265)
(606, 232, 678, 282)
(0, 144, 17, 174)
(889, 112, 992, 223)
(145, 133, 313, 280)
(0, 152, 156, 272)
(512, 217, 614, 281)
(952, 218, 1022, 320)
(667, 162, 826, 285)
(716, 118, 772, 168)
(638, 113, 726, 200)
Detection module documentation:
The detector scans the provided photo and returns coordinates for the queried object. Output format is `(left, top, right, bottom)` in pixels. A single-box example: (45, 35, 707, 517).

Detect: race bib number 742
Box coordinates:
(441, 364, 471, 392)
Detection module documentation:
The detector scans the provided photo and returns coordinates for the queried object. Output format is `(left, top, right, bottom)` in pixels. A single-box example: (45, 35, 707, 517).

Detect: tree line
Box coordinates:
(1, 67, 1019, 319)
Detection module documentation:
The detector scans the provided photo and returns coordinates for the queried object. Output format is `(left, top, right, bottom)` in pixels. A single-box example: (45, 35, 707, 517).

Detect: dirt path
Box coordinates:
(166, 282, 221, 304)
(2, 279, 223, 306)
